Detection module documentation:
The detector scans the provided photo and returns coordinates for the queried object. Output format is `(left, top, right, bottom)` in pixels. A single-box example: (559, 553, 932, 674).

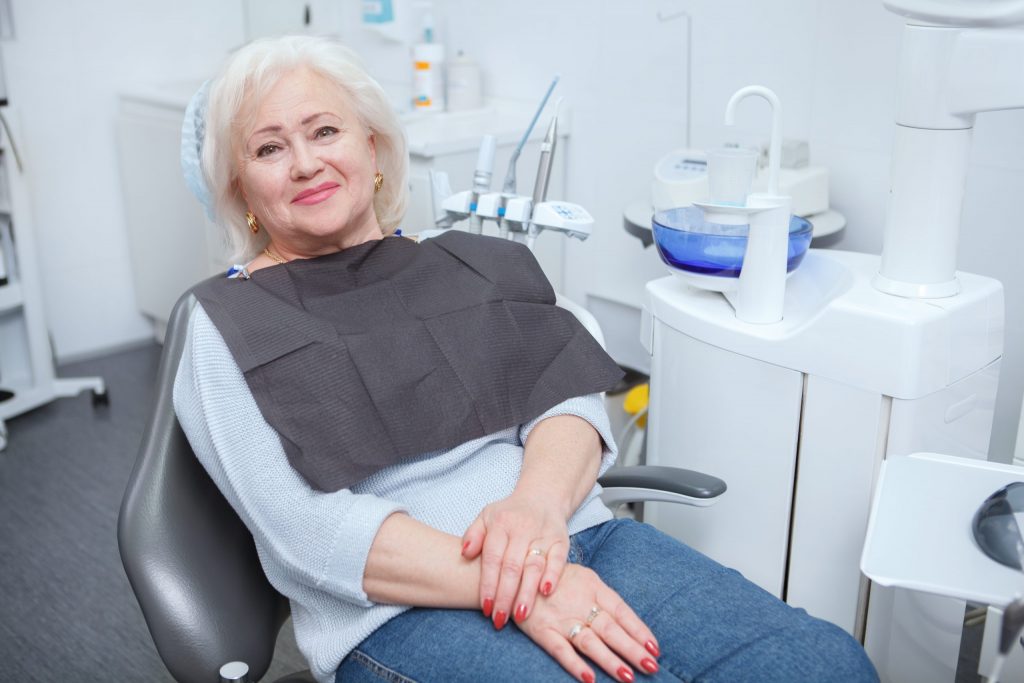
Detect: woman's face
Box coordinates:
(236, 67, 381, 258)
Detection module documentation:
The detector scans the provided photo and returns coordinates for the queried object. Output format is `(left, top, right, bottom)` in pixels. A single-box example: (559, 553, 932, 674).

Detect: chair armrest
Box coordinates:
(598, 465, 727, 508)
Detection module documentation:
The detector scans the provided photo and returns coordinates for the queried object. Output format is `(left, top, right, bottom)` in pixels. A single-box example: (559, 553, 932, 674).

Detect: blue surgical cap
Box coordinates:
(181, 80, 215, 220)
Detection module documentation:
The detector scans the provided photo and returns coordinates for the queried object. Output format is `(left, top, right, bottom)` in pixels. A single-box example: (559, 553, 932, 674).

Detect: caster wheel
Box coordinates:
(91, 388, 110, 407)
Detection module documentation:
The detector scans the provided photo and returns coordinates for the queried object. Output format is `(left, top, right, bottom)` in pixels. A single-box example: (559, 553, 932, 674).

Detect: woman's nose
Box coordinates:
(290, 140, 323, 180)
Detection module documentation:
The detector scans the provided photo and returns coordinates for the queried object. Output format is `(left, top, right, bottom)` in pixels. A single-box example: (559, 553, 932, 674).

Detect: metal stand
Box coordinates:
(0, 107, 105, 452)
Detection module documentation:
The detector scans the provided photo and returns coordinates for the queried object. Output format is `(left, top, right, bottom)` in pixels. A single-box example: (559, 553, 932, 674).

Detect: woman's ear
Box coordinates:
(368, 133, 377, 168)
(234, 177, 248, 205)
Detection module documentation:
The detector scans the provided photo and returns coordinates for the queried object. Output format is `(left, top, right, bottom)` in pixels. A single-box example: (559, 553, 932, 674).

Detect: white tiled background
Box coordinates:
(4, 0, 1023, 460)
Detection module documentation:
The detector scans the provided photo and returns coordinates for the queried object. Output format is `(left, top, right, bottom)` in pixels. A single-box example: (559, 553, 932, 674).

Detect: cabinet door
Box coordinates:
(644, 322, 803, 597)
(117, 107, 215, 326)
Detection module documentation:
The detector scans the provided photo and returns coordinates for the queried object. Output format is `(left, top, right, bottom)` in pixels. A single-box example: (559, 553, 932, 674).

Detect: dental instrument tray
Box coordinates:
(652, 206, 812, 279)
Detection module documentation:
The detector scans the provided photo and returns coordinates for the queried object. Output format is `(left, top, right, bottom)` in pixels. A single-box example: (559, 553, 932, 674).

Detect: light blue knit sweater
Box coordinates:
(173, 304, 619, 683)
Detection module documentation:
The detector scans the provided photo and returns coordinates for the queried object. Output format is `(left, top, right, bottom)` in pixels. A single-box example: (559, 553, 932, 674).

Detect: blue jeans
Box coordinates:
(336, 518, 878, 682)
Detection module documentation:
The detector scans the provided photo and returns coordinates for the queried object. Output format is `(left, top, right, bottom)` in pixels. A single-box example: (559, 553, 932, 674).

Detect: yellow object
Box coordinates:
(623, 384, 649, 429)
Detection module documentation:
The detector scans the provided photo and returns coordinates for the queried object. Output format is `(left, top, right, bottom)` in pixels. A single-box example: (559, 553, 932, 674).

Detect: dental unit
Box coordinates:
(640, 1, 1024, 681)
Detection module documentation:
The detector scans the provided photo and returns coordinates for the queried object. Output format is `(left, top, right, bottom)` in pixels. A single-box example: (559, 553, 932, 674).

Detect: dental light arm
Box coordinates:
(875, 1, 1024, 298)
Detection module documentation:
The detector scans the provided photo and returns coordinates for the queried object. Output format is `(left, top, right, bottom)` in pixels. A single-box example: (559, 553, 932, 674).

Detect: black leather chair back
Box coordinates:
(117, 283, 289, 683)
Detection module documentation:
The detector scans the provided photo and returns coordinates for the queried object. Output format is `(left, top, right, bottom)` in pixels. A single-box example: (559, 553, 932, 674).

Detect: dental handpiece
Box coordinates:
(469, 135, 496, 235)
(502, 75, 559, 196)
(531, 114, 558, 208)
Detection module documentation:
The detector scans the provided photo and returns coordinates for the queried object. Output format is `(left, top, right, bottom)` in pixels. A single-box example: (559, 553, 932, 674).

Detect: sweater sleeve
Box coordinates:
(518, 394, 619, 478)
(173, 304, 406, 607)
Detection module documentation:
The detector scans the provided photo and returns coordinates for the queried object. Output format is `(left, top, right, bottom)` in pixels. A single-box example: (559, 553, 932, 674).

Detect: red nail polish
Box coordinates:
(482, 598, 493, 617)
(461, 540, 470, 555)
(541, 581, 553, 596)
(617, 666, 634, 683)
(514, 603, 528, 623)
(582, 673, 595, 683)
(494, 610, 508, 630)
(641, 658, 658, 674)
(645, 640, 660, 657)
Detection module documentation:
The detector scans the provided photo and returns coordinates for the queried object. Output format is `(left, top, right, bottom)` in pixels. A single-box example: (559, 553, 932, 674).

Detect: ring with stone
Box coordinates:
(586, 605, 602, 625)
(529, 548, 545, 557)
(568, 623, 585, 640)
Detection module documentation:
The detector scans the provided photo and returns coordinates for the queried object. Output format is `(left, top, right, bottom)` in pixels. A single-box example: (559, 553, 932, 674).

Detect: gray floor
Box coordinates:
(0, 343, 304, 682)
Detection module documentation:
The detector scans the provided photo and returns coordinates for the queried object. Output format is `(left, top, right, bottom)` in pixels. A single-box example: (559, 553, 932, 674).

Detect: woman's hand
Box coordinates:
(461, 491, 570, 629)
(518, 563, 661, 683)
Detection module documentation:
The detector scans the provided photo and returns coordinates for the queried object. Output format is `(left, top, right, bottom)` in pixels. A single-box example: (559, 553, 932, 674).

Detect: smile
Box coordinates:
(292, 182, 340, 205)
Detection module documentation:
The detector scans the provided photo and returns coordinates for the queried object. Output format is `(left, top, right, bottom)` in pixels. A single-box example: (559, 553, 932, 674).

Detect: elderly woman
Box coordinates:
(173, 35, 877, 683)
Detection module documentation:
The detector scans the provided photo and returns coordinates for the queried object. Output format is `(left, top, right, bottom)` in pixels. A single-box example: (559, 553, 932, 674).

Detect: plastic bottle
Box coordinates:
(447, 50, 482, 112)
(411, 12, 444, 111)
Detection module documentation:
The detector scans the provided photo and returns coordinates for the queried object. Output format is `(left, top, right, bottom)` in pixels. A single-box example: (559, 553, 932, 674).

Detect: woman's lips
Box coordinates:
(292, 182, 340, 205)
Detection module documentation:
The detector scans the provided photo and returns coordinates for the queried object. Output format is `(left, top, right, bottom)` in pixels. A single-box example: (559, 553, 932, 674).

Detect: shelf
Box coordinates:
(0, 281, 22, 313)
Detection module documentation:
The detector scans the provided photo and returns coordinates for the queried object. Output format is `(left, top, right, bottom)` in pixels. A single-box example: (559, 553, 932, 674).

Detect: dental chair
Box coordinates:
(117, 278, 726, 683)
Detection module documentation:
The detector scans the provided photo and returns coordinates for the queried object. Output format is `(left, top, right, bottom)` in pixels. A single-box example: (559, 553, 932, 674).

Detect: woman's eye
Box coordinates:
(315, 126, 338, 139)
(256, 143, 280, 158)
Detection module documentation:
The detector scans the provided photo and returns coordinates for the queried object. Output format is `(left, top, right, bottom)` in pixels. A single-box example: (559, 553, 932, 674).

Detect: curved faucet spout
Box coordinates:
(724, 86, 782, 196)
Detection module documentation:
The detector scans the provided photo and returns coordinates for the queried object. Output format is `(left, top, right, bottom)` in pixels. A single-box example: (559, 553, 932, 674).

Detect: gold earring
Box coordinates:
(246, 211, 259, 234)
(373, 171, 384, 194)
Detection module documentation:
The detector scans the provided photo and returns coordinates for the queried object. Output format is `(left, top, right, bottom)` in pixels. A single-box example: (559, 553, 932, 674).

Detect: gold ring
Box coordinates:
(586, 605, 601, 625)
(568, 623, 584, 640)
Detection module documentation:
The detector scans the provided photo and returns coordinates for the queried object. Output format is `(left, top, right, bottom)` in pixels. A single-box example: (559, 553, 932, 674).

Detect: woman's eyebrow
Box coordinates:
(301, 111, 340, 125)
(248, 112, 342, 142)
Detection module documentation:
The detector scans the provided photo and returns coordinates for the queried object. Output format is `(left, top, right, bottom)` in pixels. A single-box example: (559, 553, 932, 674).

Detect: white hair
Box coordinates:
(201, 35, 409, 264)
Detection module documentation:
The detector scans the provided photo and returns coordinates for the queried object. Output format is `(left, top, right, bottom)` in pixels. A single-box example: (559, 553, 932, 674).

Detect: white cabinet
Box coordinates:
(117, 84, 224, 341)
(0, 108, 105, 450)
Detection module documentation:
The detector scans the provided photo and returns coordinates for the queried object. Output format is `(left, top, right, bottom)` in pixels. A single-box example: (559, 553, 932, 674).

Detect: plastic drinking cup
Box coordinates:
(706, 147, 758, 206)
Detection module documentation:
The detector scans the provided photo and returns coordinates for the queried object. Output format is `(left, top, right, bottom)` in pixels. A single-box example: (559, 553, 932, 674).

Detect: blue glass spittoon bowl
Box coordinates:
(652, 206, 813, 290)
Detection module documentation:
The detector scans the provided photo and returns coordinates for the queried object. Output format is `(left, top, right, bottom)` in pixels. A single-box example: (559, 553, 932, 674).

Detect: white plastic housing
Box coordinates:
(652, 149, 708, 212)
(440, 189, 473, 216)
(503, 196, 532, 224)
(875, 23, 1024, 297)
(475, 192, 503, 220)
(884, 0, 1024, 27)
(472, 134, 497, 192)
(733, 195, 792, 324)
(530, 201, 594, 240)
(875, 126, 971, 297)
(691, 196, 793, 324)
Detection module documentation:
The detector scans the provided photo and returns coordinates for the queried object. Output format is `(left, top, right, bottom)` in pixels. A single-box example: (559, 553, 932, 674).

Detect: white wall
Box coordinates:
(1, 0, 244, 360)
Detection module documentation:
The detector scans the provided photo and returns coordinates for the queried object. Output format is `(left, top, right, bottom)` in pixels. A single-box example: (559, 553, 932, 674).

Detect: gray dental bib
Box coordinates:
(193, 231, 623, 492)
